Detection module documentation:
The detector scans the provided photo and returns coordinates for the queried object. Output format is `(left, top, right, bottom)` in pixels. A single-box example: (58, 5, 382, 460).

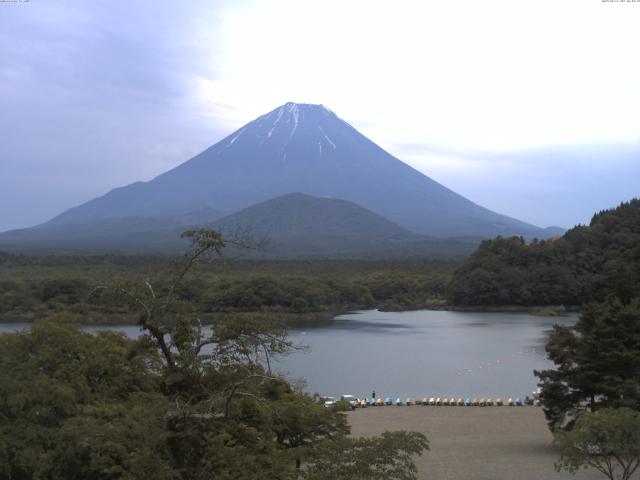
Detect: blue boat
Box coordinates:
(384, 397, 392, 405)
(515, 397, 523, 406)
(369, 398, 377, 406)
(465, 398, 472, 406)
(395, 397, 403, 406)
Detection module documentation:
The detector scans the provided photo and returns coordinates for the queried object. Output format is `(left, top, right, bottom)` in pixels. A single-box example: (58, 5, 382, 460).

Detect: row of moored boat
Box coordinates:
(342, 396, 540, 408)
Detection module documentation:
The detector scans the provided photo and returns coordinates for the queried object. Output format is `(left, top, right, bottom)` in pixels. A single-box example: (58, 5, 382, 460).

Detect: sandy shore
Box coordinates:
(348, 406, 617, 480)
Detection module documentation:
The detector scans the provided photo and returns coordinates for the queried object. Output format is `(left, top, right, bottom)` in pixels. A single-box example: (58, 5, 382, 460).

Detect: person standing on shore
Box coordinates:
(372, 390, 376, 399)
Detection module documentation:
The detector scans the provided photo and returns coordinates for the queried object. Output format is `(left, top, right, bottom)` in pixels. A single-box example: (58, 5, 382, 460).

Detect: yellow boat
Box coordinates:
(436, 397, 442, 406)
(508, 398, 515, 406)
(429, 397, 436, 406)
(457, 398, 465, 406)
(479, 398, 486, 407)
(405, 397, 413, 406)
(486, 398, 494, 406)
(450, 398, 457, 406)
(376, 397, 384, 406)
(442, 398, 450, 406)
(496, 398, 503, 406)
(472, 398, 479, 406)
(420, 397, 429, 405)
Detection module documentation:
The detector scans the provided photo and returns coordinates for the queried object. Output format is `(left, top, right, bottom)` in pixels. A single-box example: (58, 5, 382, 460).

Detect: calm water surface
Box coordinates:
(281, 310, 575, 399)
(0, 310, 574, 400)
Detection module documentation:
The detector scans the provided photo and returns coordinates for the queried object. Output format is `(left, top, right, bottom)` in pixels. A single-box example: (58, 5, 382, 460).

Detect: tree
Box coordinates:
(271, 392, 350, 469)
(1, 229, 431, 479)
(554, 408, 640, 480)
(447, 199, 640, 307)
(116, 228, 428, 477)
(303, 431, 429, 480)
(535, 296, 640, 430)
(0, 320, 173, 480)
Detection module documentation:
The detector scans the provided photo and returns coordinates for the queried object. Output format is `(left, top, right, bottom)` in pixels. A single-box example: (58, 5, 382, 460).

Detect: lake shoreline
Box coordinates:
(445, 304, 579, 315)
(381, 303, 580, 317)
(0, 303, 579, 326)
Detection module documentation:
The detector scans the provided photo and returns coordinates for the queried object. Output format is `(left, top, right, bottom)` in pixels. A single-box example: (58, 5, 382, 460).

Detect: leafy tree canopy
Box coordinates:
(535, 296, 640, 430)
(0, 229, 429, 480)
(554, 408, 640, 480)
(447, 199, 640, 306)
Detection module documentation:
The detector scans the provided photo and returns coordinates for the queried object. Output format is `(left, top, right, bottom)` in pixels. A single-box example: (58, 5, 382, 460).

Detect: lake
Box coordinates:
(0, 309, 573, 400)
(282, 309, 574, 400)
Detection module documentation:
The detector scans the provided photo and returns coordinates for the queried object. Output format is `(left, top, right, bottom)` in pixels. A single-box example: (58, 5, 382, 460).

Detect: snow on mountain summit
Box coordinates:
(43, 102, 549, 239)
(217, 102, 349, 159)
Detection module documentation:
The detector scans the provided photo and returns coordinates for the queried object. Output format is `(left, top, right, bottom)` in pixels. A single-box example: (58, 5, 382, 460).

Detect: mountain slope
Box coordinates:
(211, 193, 479, 259)
(215, 192, 412, 238)
(0, 193, 480, 258)
(0, 209, 224, 254)
(43, 102, 548, 238)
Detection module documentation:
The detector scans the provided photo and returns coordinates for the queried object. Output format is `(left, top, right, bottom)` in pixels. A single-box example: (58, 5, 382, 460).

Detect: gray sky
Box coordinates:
(1, 0, 639, 232)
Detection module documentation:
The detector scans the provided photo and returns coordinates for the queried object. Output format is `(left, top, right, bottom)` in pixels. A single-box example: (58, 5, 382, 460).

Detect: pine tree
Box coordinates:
(536, 296, 640, 430)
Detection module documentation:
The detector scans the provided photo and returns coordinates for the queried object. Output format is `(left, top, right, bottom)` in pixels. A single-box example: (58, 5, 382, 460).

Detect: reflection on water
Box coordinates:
(331, 318, 412, 333)
(0, 309, 575, 400)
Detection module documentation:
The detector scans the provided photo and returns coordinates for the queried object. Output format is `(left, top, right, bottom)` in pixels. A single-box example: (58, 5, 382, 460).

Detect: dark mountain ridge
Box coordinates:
(0, 193, 480, 258)
(0, 209, 224, 254)
(215, 192, 412, 238)
(211, 193, 479, 259)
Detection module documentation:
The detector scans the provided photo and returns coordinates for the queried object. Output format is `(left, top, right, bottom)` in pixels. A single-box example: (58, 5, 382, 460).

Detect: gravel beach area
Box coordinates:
(348, 407, 624, 480)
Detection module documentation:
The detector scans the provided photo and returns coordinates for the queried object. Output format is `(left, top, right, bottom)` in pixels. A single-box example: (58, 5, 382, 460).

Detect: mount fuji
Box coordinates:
(0, 102, 556, 255)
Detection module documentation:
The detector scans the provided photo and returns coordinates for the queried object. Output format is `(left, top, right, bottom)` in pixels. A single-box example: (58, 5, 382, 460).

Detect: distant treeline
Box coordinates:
(447, 199, 640, 306)
(4, 198, 637, 321)
(0, 257, 454, 324)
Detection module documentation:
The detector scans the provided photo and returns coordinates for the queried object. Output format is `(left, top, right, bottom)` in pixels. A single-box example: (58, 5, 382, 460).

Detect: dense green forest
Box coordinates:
(0, 253, 454, 324)
(0, 230, 429, 479)
(3, 199, 639, 321)
(447, 199, 640, 306)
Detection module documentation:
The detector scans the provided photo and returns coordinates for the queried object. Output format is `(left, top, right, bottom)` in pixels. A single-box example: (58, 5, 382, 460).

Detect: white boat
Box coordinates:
(323, 396, 337, 408)
(341, 394, 357, 408)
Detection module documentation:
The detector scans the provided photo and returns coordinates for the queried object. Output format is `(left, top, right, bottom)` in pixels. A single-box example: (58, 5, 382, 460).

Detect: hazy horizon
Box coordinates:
(1, 1, 639, 232)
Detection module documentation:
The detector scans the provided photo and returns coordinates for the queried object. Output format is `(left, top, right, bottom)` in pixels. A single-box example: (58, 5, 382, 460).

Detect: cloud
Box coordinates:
(395, 142, 640, 228)
(0, 2, 227, 231)
(199, 0, 640, 150)
(0, 0, 638, 232)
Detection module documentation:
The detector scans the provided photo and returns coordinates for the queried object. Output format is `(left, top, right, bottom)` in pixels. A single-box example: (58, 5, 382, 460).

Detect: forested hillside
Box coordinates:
(0, 256, 453, 324)
(447, 199, 640, 306)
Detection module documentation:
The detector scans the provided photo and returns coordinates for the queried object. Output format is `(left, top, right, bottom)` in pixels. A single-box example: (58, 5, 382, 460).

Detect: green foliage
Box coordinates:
(535, 296, 640, 430)
(180, 228, 226, 252)
(0, 229, 430, 479)
(447, 199, 640, 306)
(37, 278, 90, 303)
(0, 322, 171, 480)
(0, 258, 455, 324)
(554, 408, 640, 480)
(0, 318, 400, 479)
(303, 431, 429, 480)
